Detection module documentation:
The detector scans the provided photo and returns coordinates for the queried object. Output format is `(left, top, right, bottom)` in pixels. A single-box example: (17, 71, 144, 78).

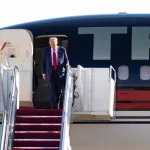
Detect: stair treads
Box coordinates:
(15, 124, 61, 131)
(14, 132, 60, 139)
(16, 117, 62, 123)
(13, 108, 63, 149)
(16, 109, 62, 116)
(12, 148, 59, 150)
(13, 140, 60, 147)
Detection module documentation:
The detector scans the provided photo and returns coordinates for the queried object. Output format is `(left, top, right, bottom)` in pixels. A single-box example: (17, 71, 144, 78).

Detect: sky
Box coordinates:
(0, 0, 150, 28)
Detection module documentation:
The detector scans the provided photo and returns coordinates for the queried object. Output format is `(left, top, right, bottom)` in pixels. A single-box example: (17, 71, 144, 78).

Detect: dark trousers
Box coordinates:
(48, 68, 64, 109)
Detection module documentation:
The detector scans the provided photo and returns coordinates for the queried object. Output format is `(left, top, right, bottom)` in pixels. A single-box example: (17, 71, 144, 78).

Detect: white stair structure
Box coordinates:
(71, 65, 116, 121)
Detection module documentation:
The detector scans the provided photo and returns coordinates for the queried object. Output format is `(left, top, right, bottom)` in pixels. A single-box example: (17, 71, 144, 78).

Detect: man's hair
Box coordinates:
(49, 37, 58, 42)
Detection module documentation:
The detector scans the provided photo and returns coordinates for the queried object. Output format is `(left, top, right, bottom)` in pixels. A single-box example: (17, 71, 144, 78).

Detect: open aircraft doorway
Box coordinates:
(33, 35, 68, 108)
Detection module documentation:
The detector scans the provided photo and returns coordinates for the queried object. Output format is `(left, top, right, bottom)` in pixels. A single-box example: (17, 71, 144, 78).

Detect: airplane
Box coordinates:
(1, 14, 150, 110)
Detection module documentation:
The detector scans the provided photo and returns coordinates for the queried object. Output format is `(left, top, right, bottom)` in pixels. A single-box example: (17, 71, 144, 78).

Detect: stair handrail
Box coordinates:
(6, 66, 19, 150)
(59, 66, 74, 150)
(0, 111, 7, 150)
(0, 65, 10, 150)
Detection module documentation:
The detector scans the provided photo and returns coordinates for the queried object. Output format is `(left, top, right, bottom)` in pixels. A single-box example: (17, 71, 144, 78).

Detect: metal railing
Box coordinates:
(59, 67, 74, 150)
(0, 65, 19, 150)
(7, 66, 19, 150)
(0, 65, 9, 150)
(0, 111, 7, 150)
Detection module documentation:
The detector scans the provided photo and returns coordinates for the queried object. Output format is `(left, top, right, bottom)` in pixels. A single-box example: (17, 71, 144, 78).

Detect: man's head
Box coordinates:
(49, 37, 58, 48)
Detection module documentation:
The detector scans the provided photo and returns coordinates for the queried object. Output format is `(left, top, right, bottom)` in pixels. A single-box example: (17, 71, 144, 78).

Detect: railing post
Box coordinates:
(0, 111, 7, 150)
(59, 67, 74, 150)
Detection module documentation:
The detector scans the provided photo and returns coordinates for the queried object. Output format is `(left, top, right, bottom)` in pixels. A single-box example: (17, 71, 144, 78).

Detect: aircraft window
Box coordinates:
(140, 66, 150, 80)
(118, 65, 129, 80)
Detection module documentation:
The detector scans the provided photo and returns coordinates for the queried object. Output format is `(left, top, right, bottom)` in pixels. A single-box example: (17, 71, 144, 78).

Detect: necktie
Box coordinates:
(53, 49, 57, 70)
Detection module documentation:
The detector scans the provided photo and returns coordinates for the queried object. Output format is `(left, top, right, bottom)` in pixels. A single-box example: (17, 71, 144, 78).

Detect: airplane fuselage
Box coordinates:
(3, 14, 150, 89)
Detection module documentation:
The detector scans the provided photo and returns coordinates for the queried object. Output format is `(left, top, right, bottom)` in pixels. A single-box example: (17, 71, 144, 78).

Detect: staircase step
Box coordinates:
(16, 117, 62, 123)
(16, 109, 62, 116)
(12, 148, 59, 150)
(14, 132, 60, 139)
(15, 124, 61, 131)
(19, 107, 35, 109)
(14, 139, 60, 141)
(13, 140, 60, 147)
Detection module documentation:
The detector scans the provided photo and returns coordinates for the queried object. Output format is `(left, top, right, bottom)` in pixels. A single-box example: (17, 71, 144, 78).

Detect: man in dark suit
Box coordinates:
(41, 37, 69, 109)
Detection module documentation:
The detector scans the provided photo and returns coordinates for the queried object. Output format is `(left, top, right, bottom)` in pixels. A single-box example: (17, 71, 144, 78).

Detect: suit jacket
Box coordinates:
(41, 46, 69, 80)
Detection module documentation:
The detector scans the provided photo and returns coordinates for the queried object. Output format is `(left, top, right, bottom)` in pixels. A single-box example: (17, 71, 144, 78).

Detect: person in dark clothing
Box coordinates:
(41, 37, 69, 109)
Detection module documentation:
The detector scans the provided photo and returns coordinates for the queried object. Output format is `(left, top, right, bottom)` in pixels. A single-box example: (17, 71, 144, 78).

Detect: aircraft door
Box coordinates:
(0, 29, 33, 107)
(34, 35, 68, 108)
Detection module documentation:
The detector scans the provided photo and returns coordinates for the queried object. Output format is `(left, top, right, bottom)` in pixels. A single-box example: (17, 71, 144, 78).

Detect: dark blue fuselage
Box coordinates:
(3, 14, 150, 89)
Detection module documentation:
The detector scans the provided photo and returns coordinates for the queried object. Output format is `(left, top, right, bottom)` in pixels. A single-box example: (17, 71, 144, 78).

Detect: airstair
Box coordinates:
(0, 64, 116, 150)
(0, 65, 74, 150)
